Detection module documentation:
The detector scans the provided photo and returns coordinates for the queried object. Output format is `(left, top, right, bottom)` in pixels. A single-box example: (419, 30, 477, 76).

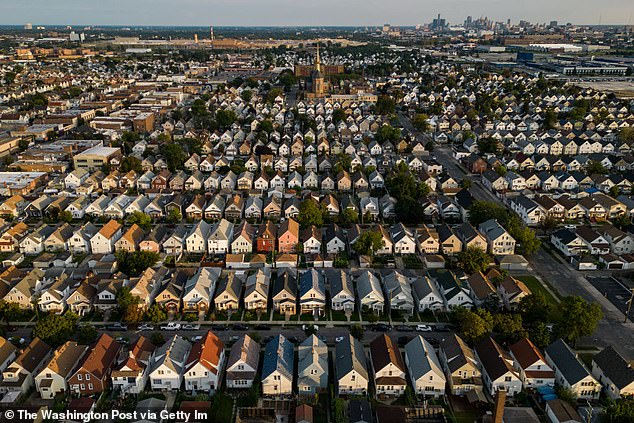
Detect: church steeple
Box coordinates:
(315, 43, 322, 73)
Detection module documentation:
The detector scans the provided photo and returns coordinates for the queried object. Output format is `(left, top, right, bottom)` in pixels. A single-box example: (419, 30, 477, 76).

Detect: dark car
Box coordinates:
(254, 324, 271, 331)
(232, 324, 249, 331)
(288, 336, 301, 344)
(107, 323, 128, 331)
(434, 326, 452, 332)
(372, 324, 392, 332)
(395, 325, 410, 332)
(210, 324, 228, 331)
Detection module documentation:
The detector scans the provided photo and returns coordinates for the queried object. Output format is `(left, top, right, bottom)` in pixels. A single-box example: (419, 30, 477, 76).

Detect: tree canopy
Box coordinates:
(457, 247, 492, 274)
(554, 296, 602, 346)
(32, 312, 78, 347)
(353, 230, 384, 256)
(116, 250, 159, 277)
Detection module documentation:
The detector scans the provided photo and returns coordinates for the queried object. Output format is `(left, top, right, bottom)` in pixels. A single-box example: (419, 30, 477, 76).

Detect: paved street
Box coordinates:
(398, 112, 634, 358)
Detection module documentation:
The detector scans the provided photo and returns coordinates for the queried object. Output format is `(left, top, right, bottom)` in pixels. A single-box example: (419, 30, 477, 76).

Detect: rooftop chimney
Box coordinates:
(494, 389, 506, 423)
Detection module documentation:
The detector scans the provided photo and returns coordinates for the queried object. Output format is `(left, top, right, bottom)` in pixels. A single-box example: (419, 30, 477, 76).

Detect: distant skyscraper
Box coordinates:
(210, 26, 215, 41)
(24, 23, 32, 30)
(431, 14, 446, 31)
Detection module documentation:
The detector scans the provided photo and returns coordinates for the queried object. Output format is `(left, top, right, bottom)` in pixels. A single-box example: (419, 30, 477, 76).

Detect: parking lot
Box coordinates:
(587, 276, 634, 319)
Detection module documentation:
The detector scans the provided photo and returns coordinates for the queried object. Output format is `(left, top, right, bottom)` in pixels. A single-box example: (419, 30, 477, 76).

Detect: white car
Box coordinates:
(138, 324, 154, 331)
(416, 325, 432, 332)
(182, 324, 200, 331)
(335, 336, 345, 343)
(160, 322, 181, 331)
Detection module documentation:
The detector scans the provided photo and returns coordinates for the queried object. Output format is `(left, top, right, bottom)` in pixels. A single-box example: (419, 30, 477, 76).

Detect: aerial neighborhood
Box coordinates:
(0, 14, 632, 423)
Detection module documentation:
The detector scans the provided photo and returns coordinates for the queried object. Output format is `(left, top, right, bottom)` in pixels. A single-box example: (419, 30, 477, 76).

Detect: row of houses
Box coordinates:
(12, 330, 625, 404)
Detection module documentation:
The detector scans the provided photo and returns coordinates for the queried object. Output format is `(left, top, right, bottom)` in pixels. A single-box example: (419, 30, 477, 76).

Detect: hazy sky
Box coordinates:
(3, 0, 633, 26)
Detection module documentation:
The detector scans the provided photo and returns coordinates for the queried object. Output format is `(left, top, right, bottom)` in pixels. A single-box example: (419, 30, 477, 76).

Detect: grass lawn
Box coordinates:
(330, 310, 349, 321)
(452, 410, 481, 423)
(516, 276, 561, 321)
(516, 275, 559, 305)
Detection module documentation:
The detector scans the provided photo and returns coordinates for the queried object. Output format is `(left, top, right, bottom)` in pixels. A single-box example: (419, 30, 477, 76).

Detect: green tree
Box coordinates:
(412, 113, 430, 132)
(298, 200, 325, 228)
(160, 143, 187, 172)
(334, 398, 347, 423)
(0, 301, 21, 330)
(452, 307, 493, 344)
(604, 397, 634, 423)
(618, 127, 634, 143)
(127, 211, 153, 231)
(59, 210, 73, 223)
(586, 160, 608, 175)
(341, 208, 359, 225)
(116, 286, 142, 322)
(216, 109, 238, 128)
(350, 324, 364, 341)
(240, 90, 253, 103)
(119, 156, 143, 173)
(507, 217, 541, 256)
(529, 322, 552, 349)
(115, 251, 160, 277)
(375, 95, 395, 115)
(477, 138, 500, 154)
(77, 325, 98, 344)
(32, 312, 78, 347)
(468, 201, 510, 226)
(518, 293, 551, 325)
(145, 304, 167, 324)
(332, 108, 346, 124)
(353, 230, 384, 257)
(266, 88, 284, 104)
(375, 124, 401, 143)
(555, 296, 603, 346)
(166, 208, 182, 224)
(493, 313, 528, 344)
(457, 247, 492, 274)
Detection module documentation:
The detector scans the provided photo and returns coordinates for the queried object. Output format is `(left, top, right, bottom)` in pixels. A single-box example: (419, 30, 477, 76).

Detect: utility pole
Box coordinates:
(625, 287, 634, 324)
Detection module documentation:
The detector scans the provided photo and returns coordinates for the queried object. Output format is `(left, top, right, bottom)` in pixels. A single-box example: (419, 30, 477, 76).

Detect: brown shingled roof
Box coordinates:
(99, 220, 122, 239)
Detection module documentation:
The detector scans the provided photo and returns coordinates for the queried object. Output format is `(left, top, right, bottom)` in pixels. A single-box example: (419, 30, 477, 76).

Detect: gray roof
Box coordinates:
(262, 335, 294, 381)
(592, 346, 634, 390)
(335, 334, 368, 381)
(405, 335, 444, 382)
(298, 335, 328, 390)
(546, 339, 591, 385)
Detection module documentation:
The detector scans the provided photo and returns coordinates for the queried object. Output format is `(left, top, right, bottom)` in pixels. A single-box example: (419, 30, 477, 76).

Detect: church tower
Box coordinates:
(312, 43, 325, 97)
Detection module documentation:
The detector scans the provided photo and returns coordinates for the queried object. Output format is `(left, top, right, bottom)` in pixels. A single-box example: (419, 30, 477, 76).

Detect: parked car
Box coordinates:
(416, 325, 432, 332)
(210, 324, 228, 331)
(372, 324, 392, 332)
(232, 324, 249, 331)
(395, 325, 410, 332)
(160, 322, 181, 331)
(335, 336, 345, 343)
(191, 335, 203, 342)
(137, 324, 154, 331)
(107, 323, 128, 331)
(254, 324, 271, 331)
(115, 337, 129, 345)
(182, 324, 200, 331)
